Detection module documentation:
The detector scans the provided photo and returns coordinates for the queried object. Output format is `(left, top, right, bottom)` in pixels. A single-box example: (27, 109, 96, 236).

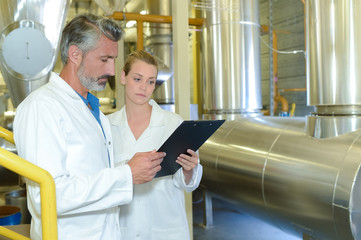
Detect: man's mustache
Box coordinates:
(97, 75, 112, 81)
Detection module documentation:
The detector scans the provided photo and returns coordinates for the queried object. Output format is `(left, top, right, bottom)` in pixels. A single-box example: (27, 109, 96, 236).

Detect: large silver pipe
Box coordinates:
(200, 117, 361, 240)
(306, 0, 361, 138)
(146, 0, 174, 104)
(0, 0, 70, 107)
(199, 0, 361, 239)
(201, 0, 262, 116)
(307, 0, 361, 109)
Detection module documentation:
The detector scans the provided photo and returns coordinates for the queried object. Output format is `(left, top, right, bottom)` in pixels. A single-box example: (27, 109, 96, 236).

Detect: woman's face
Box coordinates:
(121, 59, 157, 105)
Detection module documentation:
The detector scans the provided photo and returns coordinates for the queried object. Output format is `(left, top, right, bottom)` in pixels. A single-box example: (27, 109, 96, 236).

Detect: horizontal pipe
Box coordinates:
(110, 11, 204, 26)
(200, 117, 361, 240)
(281, 88, 306, 92)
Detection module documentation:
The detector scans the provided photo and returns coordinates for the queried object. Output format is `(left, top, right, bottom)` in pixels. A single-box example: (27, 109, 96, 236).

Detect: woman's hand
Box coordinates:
(176, 149, 198, 184)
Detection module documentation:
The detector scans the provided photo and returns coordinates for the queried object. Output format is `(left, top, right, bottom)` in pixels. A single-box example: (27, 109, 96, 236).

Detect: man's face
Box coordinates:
(77, 35, 118, 91)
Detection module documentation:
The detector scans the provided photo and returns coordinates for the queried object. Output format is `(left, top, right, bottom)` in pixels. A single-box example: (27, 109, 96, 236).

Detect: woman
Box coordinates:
(107, 50, 203, 240)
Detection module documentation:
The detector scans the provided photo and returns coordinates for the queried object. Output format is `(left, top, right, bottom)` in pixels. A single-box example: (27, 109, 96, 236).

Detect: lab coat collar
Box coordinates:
(49, 72, 84, 100)
(110, 99, 166, 128)
(148, 99, 167, 127)
(50, 72, 105, 133)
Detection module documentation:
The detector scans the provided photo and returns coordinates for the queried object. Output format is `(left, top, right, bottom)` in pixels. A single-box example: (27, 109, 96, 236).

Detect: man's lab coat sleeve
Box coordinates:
(14, 100, 133, 216)
(53, 165, 133, 215)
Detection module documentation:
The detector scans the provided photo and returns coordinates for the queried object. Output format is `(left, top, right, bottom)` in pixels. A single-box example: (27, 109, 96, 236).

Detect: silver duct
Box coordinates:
(199, 0, 361, 239)
(306, 0, 361, 139)
(146, 0, 174, 104)
(201, 0, 262, 118)
(200, 117, 361, 240)
(0, 0, 70, 107)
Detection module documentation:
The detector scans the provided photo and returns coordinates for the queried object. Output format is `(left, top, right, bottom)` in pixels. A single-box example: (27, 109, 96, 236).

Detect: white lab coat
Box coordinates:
(107, 100, 203, 240)
(14, 72, 133, 240)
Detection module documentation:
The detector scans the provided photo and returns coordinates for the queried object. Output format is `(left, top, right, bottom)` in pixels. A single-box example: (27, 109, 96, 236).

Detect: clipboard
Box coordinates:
(155, 120, 225, 178)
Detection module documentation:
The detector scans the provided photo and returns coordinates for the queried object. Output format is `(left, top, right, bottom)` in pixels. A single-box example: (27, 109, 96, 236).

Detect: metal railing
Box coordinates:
(0, 126, 58, 240)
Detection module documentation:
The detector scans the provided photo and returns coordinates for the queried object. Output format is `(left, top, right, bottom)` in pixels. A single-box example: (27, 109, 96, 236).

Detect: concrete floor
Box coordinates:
(1, 185, 302, 240)
(192, 195, 302, 240)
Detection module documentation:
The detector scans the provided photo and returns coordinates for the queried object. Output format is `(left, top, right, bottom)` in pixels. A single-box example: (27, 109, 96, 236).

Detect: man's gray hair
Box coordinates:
(60, 13, 123, 64)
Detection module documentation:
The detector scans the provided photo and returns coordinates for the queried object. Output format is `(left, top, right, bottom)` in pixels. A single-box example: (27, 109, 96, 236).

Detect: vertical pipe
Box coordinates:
(146, 0, 174, 104)
(306, 0, 361, 138)
(202, 0, 262, 118)
(307, 0, 361, 113)
(269, 0, 274, 116)
(136, 20, 144, 50)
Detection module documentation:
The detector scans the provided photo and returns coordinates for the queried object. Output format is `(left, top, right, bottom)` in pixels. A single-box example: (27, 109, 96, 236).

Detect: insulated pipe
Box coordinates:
(200, 116, 361, 240)
(145, 0, 173, 105)
(306, 0, 361, 138)
(201, 0, 262, 117)
(0, 0, 70, 107)
(200, 1, 361, 240)
(306, 0, 361, 113)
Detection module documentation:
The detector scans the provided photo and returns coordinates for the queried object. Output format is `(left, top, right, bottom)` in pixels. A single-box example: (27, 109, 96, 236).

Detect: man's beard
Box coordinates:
(77, 62, 109, 91)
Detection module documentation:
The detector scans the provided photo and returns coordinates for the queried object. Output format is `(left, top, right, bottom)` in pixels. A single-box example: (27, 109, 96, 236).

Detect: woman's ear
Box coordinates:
(120, 70, 126, 85)
(68, 45, 82, 66)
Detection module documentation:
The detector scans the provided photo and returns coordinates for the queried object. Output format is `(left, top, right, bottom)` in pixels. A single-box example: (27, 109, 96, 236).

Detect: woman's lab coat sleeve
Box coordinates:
(14, 98, 133, 216)
(173, 161, 203, 192)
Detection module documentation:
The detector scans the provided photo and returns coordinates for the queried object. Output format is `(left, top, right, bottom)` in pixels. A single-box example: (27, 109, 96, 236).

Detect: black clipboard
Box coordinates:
(155, 120, 225, 178)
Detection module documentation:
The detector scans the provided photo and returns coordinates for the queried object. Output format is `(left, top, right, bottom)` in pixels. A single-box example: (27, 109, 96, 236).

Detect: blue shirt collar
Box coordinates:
(76, 91, 101, 126)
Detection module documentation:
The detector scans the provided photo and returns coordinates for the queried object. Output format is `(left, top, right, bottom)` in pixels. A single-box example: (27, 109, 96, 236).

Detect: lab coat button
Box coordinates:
(108, 141, 111, 145)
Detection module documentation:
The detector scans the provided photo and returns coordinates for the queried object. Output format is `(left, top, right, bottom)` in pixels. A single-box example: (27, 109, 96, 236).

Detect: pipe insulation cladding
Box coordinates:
(201, 0, 262, 116)
(199, 0, 361, 239)
(200, 116, 361, 240)
(0, 0, 70, 107)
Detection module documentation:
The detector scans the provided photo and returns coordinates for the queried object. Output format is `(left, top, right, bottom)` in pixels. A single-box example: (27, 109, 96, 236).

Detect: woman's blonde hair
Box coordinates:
(123, 50, 158, 76)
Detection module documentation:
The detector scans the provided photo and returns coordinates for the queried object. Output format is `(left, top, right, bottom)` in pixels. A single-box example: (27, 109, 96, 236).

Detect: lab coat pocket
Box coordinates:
(151, 225, 190, 240)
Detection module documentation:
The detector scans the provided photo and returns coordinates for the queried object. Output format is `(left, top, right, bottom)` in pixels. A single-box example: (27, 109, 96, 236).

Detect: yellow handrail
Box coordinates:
(0, 127, 58, 240)
(0, 126, 14, 144)
(0, 225, 29, 240)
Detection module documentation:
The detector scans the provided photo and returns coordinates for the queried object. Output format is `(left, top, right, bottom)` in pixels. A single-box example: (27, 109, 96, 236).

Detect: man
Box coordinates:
(13, 14, 164, 240)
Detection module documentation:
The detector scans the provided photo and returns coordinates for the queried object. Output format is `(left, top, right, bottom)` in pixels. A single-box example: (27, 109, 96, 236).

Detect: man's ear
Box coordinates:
(68, 45, 82, 66)
(120, 70, 126, 85)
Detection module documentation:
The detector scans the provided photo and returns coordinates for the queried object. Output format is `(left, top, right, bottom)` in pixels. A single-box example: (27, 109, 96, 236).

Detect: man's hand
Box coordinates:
(127, 150, 165, 184)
